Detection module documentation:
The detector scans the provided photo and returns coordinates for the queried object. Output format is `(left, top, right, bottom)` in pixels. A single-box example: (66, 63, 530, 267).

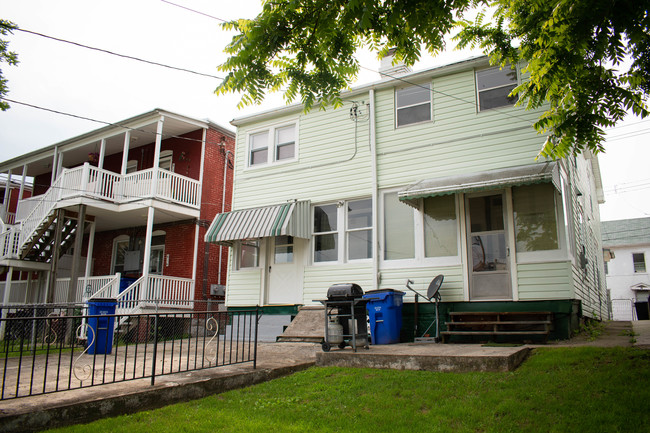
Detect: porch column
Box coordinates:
(55, 151, 64, 180)
(18, 164, 27, 202)
(141, 206, 155, 302)
(67, 205, 86, 304)
(120, 131, 131, 175)
(150, 118, 164, 197)
(51, 146, 58, 184)
(0, 266, 14, 340)
(119, 131, 131, 201)
(98, 138, 106, 170)
(198, 128, 207, 208)
(83, 221, 96, 298)
(2, 169, 12, 221)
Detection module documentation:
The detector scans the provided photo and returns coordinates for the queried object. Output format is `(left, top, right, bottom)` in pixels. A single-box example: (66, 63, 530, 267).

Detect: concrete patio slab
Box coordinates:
(316, 343, 530, 372)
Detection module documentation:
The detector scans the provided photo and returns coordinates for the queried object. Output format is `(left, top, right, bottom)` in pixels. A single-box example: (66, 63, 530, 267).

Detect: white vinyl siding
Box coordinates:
(375, 70, 545, 191)
(517, 262, 573, 300)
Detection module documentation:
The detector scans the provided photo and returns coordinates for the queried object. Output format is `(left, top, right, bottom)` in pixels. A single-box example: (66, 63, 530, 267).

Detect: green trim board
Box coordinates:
(228, 305, 301, 315)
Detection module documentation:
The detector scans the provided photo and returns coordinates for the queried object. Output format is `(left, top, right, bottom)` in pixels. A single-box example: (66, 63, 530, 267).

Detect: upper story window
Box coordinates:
(248, 123, 297, 167)
(476, 66, 518, 111)
(395, 83, 431, 127)
(633, 253, 646, 273)
(159, 150, 173, 171)
(313, 198, 373, 263)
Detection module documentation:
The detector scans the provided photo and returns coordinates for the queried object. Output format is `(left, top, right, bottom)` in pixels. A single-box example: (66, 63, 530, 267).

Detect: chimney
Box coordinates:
(378, 48, 412, 78)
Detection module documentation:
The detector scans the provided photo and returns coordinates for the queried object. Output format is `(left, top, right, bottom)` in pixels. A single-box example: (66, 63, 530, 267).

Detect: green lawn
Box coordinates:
(48, 347, 650, 433)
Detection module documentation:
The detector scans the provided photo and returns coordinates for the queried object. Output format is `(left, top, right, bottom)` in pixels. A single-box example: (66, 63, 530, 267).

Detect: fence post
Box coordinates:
(253, 306, 259, 369)
(151, 314, 158, 386)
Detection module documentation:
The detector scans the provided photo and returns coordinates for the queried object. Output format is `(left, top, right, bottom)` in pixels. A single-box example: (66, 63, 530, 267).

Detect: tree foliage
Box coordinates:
(0, 19, 18, 111)
(217, 0, 650, 158)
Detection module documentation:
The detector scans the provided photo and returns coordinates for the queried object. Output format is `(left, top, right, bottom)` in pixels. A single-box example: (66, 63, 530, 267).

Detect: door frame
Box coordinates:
(464, 190, 515, 301)
(264, 236, 304, 305)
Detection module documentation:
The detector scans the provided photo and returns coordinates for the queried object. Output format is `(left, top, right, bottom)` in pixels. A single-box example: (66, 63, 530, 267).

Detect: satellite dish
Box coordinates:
(427, 274, 444, 300)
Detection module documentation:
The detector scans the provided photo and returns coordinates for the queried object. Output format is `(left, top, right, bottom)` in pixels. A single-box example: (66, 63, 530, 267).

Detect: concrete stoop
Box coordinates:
(316, 344, 531, 372)
(276, 305, 324, 343)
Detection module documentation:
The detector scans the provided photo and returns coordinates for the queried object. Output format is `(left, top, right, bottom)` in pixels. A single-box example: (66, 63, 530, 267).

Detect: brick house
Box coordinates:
(0, 109, 234, 315)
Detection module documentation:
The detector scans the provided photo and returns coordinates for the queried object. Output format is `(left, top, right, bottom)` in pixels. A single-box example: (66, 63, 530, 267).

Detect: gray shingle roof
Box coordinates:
(601, 217, 650, 247)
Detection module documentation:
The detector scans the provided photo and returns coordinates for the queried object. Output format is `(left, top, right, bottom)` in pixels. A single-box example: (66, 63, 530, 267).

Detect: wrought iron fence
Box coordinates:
(0, 302, 259, 400)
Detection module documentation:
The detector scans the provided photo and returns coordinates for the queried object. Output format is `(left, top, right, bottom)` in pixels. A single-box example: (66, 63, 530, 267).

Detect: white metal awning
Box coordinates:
(398, 162, 561, 206)
(204, 200, 311, 246)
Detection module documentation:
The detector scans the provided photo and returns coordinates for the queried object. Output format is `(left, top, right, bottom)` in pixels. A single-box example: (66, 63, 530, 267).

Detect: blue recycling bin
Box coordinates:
(363, 289, 405, 344)
(87, 298, 117, 354)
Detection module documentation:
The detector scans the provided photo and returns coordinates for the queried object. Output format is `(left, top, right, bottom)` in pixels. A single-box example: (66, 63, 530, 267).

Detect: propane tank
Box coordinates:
(328, 317, 344, 344)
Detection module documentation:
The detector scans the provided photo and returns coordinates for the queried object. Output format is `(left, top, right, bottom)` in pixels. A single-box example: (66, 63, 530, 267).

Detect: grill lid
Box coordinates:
(327, 283, 363, 299)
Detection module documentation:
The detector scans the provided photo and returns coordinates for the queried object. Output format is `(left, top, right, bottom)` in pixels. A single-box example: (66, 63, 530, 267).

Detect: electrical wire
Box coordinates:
(159, 0, 228, 22)
(0, 98, 232, 147)
(14, 27, 224, 80)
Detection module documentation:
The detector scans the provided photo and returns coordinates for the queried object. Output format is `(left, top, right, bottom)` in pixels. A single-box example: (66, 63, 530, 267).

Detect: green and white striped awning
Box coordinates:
(204, 200, 311, 246)
(398, 162, 561, 207)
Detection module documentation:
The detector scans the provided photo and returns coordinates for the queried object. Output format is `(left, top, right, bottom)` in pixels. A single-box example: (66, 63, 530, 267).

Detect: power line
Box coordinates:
(1, 98, 232, 147)
(160, 0, 228, 22)
(14, 27, 224, 80)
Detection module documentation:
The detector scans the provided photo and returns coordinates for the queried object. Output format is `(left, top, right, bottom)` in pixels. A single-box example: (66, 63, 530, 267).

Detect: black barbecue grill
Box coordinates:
(319, 283, 369, 352)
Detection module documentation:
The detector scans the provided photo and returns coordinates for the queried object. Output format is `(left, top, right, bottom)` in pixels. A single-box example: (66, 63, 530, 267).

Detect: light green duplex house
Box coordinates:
(206, 55, 607, 340)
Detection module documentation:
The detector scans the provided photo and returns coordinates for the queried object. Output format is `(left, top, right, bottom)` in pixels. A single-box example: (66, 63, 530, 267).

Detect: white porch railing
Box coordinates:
(54, 274, 121, 304)
(0, 281, 30, 305)
(0, 227, 20, 258)
(114, 275, 194, 315)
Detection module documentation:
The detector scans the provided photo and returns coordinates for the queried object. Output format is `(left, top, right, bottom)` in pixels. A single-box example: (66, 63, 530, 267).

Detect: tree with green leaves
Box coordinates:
(216, 0, 649, 158)
(0, 19, 19, 111)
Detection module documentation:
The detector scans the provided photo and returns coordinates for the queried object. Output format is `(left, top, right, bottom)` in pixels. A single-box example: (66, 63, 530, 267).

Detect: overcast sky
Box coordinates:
(1, 0, 648, 222)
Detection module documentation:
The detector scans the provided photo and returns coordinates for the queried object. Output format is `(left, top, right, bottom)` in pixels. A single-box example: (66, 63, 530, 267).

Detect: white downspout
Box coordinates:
(218, 149, 232, 285)
(369, 89, 379, 290)
(1, 169, 11, 221)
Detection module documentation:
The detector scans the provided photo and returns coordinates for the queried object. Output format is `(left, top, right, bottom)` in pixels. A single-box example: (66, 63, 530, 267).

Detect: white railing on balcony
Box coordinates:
(2, 212, 16, 225)
(157, 169, 201, 208)
(6, 163, 201, 260)
(121, 168, 154, 202)
(114, 276, 144, 315)
(54, 274, 121, 304)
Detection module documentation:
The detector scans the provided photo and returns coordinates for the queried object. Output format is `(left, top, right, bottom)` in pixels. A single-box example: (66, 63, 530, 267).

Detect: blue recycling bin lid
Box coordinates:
(363, 289, 405, 301)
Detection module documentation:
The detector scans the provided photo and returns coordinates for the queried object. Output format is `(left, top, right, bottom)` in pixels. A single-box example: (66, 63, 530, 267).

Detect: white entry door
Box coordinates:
(267, 236, 303, 304)
(466, 193, 512, 300)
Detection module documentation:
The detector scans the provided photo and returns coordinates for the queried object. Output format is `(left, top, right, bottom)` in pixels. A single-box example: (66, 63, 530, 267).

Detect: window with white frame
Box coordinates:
(111, 236, 130, 274)
(313, 199, 373, 263)
(159, 150, 173, 171)
(383, 192, 458, 262)
(476, 66, 518, 111)
(248, 123, 297, 166)
(395, 83, 431, 127)
(239, 240, 260, 268)
(633, 253, 646, 273)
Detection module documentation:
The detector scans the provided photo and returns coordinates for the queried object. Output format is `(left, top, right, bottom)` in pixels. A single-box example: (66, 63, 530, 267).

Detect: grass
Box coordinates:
(46, 347, 650, 433)
(579, 319, 607, 341)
